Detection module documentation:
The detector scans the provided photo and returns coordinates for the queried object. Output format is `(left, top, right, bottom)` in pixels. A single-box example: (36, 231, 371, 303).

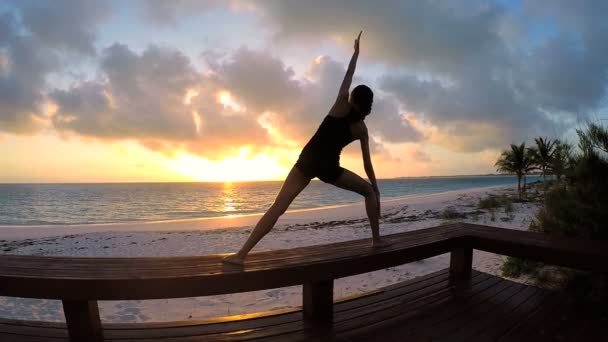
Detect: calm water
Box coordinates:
(0, 176, 540, 226)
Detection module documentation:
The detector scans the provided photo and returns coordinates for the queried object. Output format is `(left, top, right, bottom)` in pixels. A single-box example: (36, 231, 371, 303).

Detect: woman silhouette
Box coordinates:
(223, 31, 389, 265)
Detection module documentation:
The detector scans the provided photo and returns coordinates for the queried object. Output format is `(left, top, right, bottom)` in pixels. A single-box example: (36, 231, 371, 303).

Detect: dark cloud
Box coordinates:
(0, 1, 111, 134)
(52, 44, 199, 140)
(20, 0, 110, 55)
(514, 1, 608, 114)
(378, 71, 549, 151)
(246, 0, 506, 73)
(244, 0, 608, 151)
(4, 0, 608, 165)
(48, 44, 420, 160)
(50, 44, 271, 159)
(140, 0, 223, 27)
(204, 49, 423, 146)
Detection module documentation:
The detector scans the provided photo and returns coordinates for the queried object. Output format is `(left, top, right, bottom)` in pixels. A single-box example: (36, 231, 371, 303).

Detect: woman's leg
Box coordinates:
(223, 167, 311, 265)
(332, 169, 390, 247)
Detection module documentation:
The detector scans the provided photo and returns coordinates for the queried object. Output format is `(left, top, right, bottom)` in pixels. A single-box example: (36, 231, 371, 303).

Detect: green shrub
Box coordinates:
(478, 194, 512, 210)
(441, 207, 466, 220)
(501, 257, 542, 278)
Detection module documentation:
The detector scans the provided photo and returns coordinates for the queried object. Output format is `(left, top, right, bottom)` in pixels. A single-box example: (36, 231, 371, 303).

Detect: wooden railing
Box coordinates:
(1, 223, 607, 341)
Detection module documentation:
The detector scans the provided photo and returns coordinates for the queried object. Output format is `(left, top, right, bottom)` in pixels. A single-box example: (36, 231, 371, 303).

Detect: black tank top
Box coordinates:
(298, 114, 355, 166)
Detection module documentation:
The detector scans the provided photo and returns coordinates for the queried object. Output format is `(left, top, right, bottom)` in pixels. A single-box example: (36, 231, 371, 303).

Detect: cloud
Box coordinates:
(20, 0, 111, 55)
(514, 1, 608, 114)
(203, 48, 423, 149)
(5, 0, 608, 169)
(0, 1, 111, 134)
(411, 149, 432, 163)
(48, 43, 421, 161)
(50, 44, 270, 159)
(242, 0, 608, 151)
(378, 71, 551, 151)
(245, 0, 506, 73)
(140, 0, 223, 27)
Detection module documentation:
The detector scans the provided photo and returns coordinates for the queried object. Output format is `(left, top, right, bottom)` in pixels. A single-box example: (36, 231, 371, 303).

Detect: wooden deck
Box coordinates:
(1, 269, 606, 341)
(1, 223, 607, 341)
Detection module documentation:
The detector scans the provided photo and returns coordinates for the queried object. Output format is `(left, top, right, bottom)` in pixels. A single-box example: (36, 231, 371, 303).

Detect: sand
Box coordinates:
(0, 185, 540, 323)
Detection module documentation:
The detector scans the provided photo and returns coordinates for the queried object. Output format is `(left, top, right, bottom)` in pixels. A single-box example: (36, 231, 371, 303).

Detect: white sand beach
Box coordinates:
(0, 185, 540, 323)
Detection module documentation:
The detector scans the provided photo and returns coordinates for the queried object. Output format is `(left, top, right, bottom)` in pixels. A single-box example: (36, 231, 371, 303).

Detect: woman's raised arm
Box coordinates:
(337, 31, 362, 99)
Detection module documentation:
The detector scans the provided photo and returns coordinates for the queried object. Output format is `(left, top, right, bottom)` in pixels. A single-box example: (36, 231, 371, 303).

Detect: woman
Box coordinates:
(223, 31, 389, 265)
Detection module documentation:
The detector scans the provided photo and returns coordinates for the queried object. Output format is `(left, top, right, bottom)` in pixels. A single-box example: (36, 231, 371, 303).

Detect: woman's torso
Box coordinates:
(297, 114, 356, 166)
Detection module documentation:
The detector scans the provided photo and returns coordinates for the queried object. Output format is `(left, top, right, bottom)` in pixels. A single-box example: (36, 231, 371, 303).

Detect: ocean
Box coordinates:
(0, 175, 540, 226)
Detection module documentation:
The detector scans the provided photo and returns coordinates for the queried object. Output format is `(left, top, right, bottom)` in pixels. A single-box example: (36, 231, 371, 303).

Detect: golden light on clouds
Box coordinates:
(183, 88, 199, 105)
(216, 90, 246, 113)
(191, 110, 202, 134)
(42, 101, 59, 117)
(257, 111, 299, 147)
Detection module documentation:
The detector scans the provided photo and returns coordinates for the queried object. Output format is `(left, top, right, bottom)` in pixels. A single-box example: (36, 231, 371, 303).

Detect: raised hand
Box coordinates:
(354, 31, 362, 53)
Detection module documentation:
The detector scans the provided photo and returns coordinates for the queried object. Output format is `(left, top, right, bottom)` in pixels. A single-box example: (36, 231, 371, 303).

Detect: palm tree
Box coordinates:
(495, 142, 535, 198)
(549, 140, 573, 182)
(530, 137, 556, 182)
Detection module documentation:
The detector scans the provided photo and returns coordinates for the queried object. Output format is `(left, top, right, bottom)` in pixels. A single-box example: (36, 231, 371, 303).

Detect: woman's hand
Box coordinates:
(354, 31, 362, 53)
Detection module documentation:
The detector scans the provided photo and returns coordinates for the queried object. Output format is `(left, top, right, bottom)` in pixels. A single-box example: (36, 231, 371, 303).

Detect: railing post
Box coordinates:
(450, 247, 473, 287)
(62, 300, 103, 342)
(303, 279, 333, 325)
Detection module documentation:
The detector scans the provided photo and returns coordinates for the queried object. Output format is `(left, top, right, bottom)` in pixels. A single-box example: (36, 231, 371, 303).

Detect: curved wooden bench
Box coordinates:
(1, 223, 607, 341)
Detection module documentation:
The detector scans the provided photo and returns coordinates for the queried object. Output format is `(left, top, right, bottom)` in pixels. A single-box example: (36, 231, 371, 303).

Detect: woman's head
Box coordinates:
(349, 84, 373, 120)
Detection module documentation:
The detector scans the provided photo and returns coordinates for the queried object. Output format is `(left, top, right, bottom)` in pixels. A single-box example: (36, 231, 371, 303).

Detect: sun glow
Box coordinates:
(172, 150, 290, 182)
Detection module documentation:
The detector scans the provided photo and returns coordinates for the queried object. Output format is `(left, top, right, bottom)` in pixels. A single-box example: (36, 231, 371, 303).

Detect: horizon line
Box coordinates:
(0, 173, 543, 185)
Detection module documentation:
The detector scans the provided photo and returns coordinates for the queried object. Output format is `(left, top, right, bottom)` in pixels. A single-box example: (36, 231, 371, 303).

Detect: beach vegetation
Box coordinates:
(441, 207, 466, 221)
(501, 123, 608, 300)
(549, 140, 575, 182)
(478, 194, 514, 222)
(495, 143, 536, 198)
(478, 194, 512, 211)
(528, 137, 556, 183)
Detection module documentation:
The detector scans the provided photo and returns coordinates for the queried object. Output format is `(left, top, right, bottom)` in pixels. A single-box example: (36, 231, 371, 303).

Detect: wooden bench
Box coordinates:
(0, 223, 607, 341)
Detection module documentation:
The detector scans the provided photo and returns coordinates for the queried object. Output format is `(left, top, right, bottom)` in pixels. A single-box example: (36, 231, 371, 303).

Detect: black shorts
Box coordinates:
(294, 159, 345, 184)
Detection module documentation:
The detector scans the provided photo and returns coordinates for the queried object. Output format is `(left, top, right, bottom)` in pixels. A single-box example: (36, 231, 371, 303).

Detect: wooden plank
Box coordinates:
(463, 223, 608, 272)
(446, 285, 539, 341)
(334, 269, 454, 316)
(361, 271, 498, 329)
(2, 222, 608, 341)
(0, 229, 461, 300)
(421, 281, 525, 340)
(497, 292, 565, 341)
(0, 323, 68, 339)
(333, 272, 499, 340)
(470, 286, 547, 341)
(0, 333, 68, 342)
(62, 300, 103, 342)
(103, 271, 453, 340)
(0, 225, 463, 273)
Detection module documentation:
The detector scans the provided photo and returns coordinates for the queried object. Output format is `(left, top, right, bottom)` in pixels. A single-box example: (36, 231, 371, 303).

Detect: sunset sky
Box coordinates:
(1, 1, 607, 183)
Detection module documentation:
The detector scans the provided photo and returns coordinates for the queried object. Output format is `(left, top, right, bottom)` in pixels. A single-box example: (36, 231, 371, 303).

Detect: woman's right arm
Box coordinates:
(338, 31, 361, 98)
(330, 31, 362, 116)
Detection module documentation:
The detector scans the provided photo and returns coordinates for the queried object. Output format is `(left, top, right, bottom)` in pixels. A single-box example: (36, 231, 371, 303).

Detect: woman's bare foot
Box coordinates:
(372, 238, 392, 248)
(222, 253, 245, 265)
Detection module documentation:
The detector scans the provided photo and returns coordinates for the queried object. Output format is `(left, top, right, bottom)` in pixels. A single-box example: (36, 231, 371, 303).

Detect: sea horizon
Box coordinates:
(0, 172, 540, 185)
(0, 175, 542, 226)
